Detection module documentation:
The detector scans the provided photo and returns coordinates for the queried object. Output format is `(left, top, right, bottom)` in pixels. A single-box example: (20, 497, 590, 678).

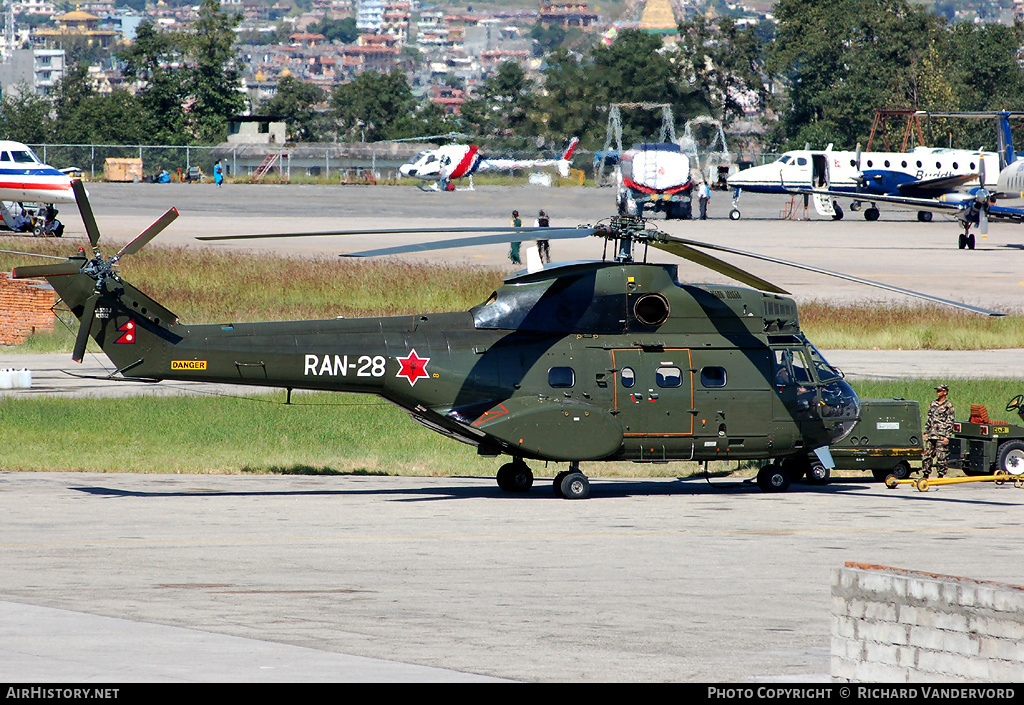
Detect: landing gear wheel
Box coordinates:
(756, 463, 790, 493)
(729, 208, 741, 220)
(996, 440, 1024, 475)
(781, 456, 806, 482)
(496, 461, 533, 493)
(552, 470, 571, 497)
(874, 461, 910, 482)
(959, 233, 968, 249)
(559, 472, 590, 500)
(864, 207, 880, 221)
(917, 211, 933, 223)
(967, 233, 976, 250)
(807, 462, 830, 485)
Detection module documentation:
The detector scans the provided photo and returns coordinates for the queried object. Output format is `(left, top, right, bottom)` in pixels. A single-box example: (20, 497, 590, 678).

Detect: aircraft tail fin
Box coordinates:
(13, 258, 181, 372)
(561, 137, 580, 162)
(11, 179, 181, 371)
(997, 113, 1016, 169)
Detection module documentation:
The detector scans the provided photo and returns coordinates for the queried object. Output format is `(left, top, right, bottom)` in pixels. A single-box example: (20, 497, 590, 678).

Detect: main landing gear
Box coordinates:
(495, 459, 591, 499)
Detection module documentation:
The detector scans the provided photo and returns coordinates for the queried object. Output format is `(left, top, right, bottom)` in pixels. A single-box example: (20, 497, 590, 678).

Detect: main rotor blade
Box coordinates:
(0, 248, 67, 260)
(196, 227, 559, 242)
(117, 207, 179, 257)
(73, 179, 101, 249)
(12, 260, 84, 279)
(72, 292, 99, 363)
(340, 227, 596, 258)
(663, 235, 1005, 316)
(647, 238, 789, 294)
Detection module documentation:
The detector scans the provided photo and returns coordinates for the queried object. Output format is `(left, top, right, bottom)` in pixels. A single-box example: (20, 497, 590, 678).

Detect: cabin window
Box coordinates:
(901, 161, 907, 168)
(656, 366, 683, 388)
(620, 366, 636, 388)
(916, 161, 922, 168)
(884, 160, 890, 167)
(700, 366, 727, 388)
(548, 367, 575, 388)
(866, 160, 873, 167)
(970, 162, 976, 170)
(936, 162, 942, 169)
(952, 162, 959, 170)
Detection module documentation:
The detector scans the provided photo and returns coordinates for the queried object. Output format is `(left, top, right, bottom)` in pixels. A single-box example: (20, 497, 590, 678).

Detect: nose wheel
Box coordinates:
(553, 462, 590, 499)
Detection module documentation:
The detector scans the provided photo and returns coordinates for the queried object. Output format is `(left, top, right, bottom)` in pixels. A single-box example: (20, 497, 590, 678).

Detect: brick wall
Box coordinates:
(832, 562, 1024, 682)
(0, 273, 56, 345)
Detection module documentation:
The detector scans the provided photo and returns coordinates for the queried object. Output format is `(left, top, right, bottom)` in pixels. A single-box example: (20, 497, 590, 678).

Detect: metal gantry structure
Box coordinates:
(596, 103, 677, 187)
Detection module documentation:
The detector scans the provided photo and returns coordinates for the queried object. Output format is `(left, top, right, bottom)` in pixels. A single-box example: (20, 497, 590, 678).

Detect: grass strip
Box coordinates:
(3, 379, 1021, 476)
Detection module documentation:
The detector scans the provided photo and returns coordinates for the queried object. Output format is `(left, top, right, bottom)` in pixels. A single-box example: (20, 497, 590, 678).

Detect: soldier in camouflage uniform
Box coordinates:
(922, 384, 955, 478)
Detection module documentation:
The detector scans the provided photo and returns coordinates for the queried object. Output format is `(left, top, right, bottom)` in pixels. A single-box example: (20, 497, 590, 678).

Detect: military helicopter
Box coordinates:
(12, 181, 1002, 499)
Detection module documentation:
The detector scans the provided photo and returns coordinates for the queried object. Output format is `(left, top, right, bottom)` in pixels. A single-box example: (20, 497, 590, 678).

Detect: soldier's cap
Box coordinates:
(935, 384, 949, 392)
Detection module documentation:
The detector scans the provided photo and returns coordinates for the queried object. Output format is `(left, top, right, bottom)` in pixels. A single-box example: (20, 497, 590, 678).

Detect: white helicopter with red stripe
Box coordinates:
(399, 138, 579, 191)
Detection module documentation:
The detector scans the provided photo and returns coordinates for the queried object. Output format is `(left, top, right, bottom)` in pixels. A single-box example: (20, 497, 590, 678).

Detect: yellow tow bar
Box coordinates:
(885, 471, 1023, 492)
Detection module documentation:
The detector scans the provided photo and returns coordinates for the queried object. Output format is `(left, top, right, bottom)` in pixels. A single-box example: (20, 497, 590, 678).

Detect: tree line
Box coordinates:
(3, 0, 1023, 153)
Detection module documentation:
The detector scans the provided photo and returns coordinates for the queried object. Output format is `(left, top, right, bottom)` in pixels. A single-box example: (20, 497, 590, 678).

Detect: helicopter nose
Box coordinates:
(820, 379, 861, 444)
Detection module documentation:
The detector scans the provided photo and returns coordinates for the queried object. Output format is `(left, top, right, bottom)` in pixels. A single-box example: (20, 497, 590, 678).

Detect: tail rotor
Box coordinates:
(13, 178, 178, 362)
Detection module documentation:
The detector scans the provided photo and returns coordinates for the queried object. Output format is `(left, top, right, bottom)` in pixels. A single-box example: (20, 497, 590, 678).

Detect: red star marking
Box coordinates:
(114, 319, 136, 344)
(396, 349, 430, 386)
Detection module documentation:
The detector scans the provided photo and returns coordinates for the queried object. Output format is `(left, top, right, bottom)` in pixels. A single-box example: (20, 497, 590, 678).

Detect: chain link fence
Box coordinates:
(28, 144, 221, 181)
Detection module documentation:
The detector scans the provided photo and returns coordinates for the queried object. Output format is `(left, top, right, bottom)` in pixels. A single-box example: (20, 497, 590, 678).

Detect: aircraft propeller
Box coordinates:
(975, 155, 991, 236)
(12, 179, 179, 362)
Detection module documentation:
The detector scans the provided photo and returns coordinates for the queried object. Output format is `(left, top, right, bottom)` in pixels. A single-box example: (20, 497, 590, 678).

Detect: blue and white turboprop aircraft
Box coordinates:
(801, 111, 1024, 250)
(726, 143, 999, 228)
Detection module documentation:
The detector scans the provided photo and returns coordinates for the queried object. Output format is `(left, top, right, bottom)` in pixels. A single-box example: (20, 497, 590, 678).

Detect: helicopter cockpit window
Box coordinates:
(777, 155, 791, 164)
(774, 350, 794, 385)
(807, 343, 842, 382)
(0, 152, 10, 162)
(774, 349, 811, 385)
(700, 366, 727, 388)
(548, 367, 575, 388)
(796, 157, 807, 166)
(620, 367, 636, 388)
(791, 351, 812, 384)
(656, 366, 682, 388)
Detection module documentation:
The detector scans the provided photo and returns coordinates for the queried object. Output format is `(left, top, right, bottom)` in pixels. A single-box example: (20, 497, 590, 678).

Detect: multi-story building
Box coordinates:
(0, 47, 65, 96)
(12, 0, 57, 17)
